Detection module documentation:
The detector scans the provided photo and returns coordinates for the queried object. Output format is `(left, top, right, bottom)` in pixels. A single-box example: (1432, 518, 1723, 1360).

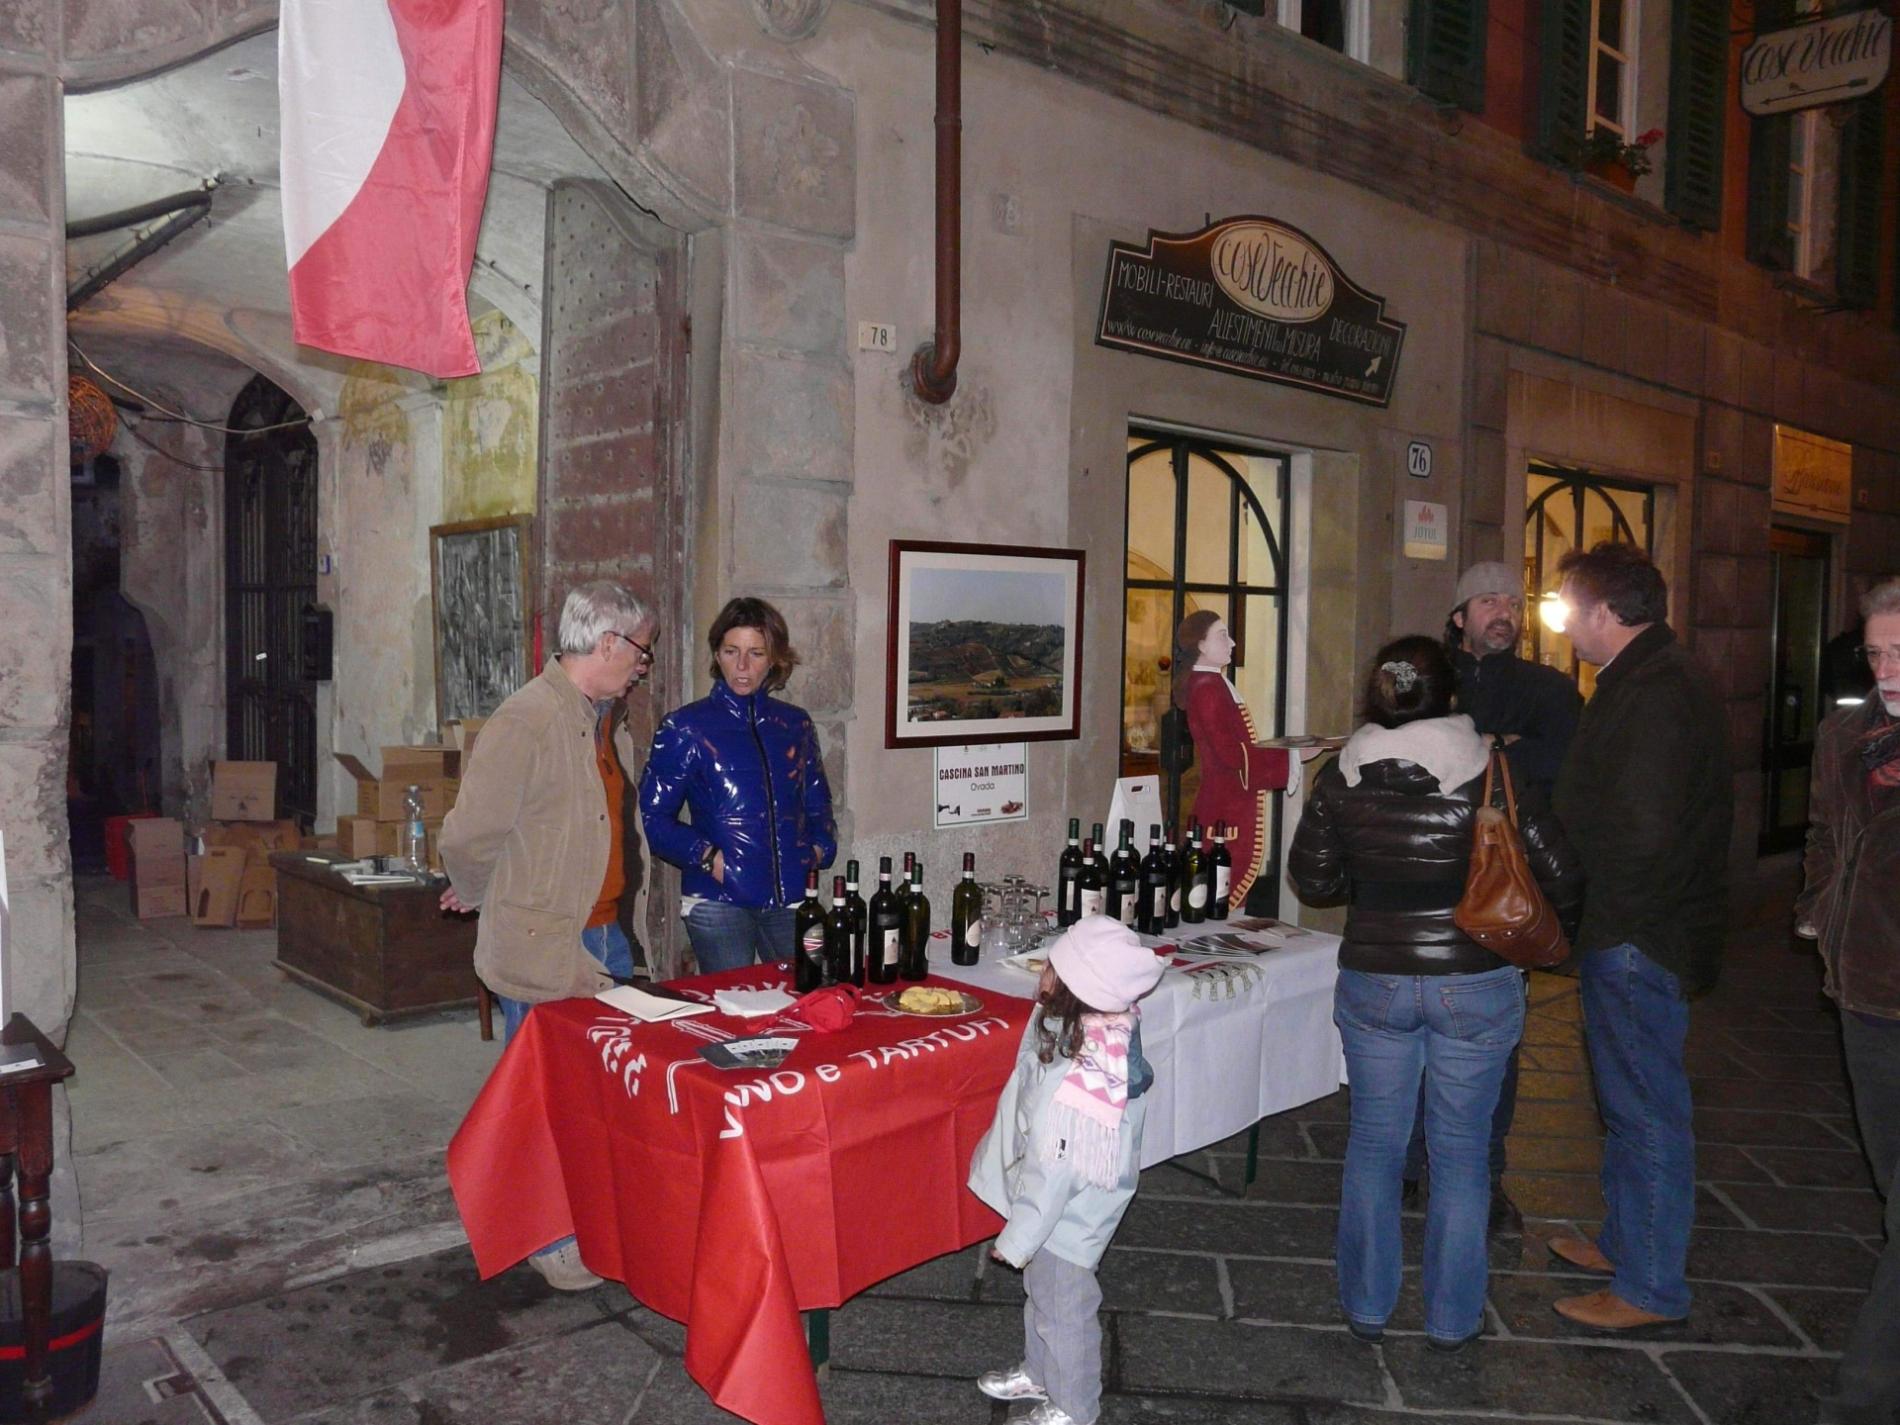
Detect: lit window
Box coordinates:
(1586, 0, 1636, 141)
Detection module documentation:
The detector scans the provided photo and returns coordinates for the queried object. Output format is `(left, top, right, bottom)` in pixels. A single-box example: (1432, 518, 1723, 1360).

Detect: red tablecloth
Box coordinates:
(446, 966, 1034, 1425)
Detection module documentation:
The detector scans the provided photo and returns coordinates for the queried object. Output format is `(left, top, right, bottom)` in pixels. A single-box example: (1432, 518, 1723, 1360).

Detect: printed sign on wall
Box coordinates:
(1742, 10, 1891, 116)
(933, 744, 1028, 829)
(1096, 216, 1407, 406)
(1403, 500, 1449, 561)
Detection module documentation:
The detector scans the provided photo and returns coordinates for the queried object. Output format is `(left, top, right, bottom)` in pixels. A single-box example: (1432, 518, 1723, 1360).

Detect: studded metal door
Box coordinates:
(225, 375, 319, 824)
(539, 179, 690, 970)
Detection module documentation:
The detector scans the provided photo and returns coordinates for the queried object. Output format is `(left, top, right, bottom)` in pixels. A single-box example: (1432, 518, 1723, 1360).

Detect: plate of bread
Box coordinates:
(882, 986, 983, 1017)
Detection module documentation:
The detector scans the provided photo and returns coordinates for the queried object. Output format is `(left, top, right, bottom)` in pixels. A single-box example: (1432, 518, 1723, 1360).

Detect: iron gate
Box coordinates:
(224, 375, 319, 824)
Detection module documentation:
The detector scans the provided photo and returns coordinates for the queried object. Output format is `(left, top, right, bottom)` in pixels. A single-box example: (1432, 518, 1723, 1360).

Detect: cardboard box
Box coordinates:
(235, 865, 277, 928)
(132, 883, 187, 920)
(190, 847, 247, 927)
(442, 718, 487, 768)
(126, 818, 183, 862)
(203, 819, 302, 862)
(211, 761, 277, 821)
(130, 848, 186, 889)
(339, 816, 443, 861)
(335, 747, 460, 821)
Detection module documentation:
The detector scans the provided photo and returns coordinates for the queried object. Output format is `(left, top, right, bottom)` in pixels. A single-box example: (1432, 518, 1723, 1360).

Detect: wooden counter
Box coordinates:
(269, 852, 488, 1034)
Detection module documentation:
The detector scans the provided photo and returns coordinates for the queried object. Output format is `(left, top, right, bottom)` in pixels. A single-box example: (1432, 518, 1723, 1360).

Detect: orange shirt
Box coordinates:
(588, 719, 627, 929)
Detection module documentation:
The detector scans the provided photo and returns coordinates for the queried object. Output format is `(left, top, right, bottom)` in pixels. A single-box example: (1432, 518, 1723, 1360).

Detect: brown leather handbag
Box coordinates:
(1452, 748, 1571, 970)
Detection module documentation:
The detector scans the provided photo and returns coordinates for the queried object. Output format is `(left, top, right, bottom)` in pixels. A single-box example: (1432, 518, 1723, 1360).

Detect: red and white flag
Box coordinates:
(279, 0, 502, 379)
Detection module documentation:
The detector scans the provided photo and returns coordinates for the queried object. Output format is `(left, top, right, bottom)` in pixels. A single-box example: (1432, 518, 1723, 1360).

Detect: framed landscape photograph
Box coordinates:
(886, 540, 1085, 749)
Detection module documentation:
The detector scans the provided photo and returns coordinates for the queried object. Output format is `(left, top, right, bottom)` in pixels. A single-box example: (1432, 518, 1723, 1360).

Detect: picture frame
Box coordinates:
(429, 515, 535, 727)
(886, 540, 1085, 749)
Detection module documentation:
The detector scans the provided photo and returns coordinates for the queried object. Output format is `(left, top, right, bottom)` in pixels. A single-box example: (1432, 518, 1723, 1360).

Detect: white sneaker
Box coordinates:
(527, 1240, 603, 1291)
(976, 1366, 1047, 1402)
(1021, 1403, 1088, 1425)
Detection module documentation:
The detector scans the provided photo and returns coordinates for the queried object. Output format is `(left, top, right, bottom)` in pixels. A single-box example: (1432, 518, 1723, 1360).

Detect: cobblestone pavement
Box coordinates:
(67, 862, 1887, 1424)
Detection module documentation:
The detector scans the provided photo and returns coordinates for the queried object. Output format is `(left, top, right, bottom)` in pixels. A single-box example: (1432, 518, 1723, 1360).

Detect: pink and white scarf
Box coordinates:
(1042, 1009, 1138, 1189)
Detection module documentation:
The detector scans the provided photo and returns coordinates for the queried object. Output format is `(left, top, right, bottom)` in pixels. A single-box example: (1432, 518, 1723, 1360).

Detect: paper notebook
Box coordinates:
(596, 983, 717, 1022)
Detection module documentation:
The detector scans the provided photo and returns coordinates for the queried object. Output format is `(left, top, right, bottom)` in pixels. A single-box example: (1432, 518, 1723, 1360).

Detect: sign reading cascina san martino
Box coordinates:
(1096, 217, 1407, 407)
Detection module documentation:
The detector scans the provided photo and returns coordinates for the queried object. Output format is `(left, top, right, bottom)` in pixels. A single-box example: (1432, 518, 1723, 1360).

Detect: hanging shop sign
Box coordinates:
(1742, 9, 1891, 116)
(933, 743, 1028, 829)
(1096, 216, 1406, 407)
(1772, 424, 1852, 524)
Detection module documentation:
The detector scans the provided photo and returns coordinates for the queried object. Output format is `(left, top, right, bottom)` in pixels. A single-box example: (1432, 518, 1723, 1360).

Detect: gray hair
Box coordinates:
(558, 581, 653, 655)
(1862, 578, 1900, 623)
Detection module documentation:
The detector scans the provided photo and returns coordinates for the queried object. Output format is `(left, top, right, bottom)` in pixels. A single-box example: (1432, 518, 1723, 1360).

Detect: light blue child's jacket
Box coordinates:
(967, 1015, 1153, 1270)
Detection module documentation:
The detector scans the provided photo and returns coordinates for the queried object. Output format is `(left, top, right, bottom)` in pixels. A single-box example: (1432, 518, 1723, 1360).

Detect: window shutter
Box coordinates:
(1532, 0, 1590, 164)
(1835, 96, 1884, 309)
(1663, 0, 1726, 230)
(1408, 0, 1489, 113)
(1228, 0, 1269, 15)
(1745, 113, 1794, 270)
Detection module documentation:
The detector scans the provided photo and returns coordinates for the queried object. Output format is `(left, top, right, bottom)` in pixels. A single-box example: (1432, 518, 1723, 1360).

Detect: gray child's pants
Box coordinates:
(1023, 1249, 1103, 1424)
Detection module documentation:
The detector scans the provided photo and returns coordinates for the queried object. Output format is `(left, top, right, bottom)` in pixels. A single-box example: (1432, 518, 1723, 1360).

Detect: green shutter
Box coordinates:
(1746, 113, 1794, 270)
(1532, 0, 1590, 165)
(1227, 0, 1268, 14)
(1663, 0, 1727, 231)
(1408, 0, 1489, 113)
(1836, 96, 1884, 309)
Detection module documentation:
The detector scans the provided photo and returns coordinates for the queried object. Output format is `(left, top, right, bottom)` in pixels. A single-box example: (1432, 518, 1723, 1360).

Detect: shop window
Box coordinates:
(1122, 431, 1290, 858)
(1523, 463, 1654, 698)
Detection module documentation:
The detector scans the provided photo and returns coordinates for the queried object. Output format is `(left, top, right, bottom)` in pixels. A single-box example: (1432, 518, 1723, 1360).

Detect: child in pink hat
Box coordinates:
(967, 915, 1166, 1425)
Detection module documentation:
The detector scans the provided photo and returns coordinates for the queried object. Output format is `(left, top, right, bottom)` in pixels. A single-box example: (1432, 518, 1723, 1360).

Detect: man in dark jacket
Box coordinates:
(1405, 562, 1585, 1231)
(1546, 543, 1730, 1333)
(1446, 561, 1582, 795)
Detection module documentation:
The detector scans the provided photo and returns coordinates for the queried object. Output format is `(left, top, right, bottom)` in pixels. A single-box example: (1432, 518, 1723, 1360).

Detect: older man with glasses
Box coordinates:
(1798, 577, 1900, 1425)
(439, 579, 657, 1291)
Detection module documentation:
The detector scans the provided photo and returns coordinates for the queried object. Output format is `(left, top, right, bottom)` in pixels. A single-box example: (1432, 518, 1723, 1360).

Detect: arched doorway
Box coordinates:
(224, 375, 319, 824)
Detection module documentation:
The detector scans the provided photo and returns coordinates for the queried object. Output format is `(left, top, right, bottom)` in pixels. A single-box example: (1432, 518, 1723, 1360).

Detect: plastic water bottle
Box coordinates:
(399, 784, 428, 874)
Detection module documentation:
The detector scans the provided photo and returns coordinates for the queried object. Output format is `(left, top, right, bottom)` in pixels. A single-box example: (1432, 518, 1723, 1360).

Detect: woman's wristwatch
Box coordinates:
(698, 844, 719, 875)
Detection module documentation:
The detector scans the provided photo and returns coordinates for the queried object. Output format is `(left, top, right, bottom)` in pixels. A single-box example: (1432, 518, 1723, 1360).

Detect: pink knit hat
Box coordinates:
(1048, 915, 1165, 1013)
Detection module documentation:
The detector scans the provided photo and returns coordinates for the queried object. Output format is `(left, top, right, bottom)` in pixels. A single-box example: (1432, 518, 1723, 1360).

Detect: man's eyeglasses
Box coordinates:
(609, 630, 655, 665)
(1860, 644, 1900, 669)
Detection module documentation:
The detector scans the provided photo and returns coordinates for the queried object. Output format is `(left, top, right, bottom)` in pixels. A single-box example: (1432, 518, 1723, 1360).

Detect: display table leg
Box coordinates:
(804, 1308, 830, 1375)
(1244, 1121, 1261, 1189)
(15, 1081, 54, 1419)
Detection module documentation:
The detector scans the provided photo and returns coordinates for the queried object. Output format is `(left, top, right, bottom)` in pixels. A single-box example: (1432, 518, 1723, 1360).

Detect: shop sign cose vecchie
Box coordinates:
(1096, 217, 1406, 407)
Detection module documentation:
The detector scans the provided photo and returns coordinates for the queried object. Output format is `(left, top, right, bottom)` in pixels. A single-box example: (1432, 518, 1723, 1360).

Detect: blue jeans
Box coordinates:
(1404, 974, 1527, 1185)
(1334, 965, 1524, 1341)
(1579, 942, 1694, 1319)
(684, 901, 795, 972)
(495, 921, 633, 1265)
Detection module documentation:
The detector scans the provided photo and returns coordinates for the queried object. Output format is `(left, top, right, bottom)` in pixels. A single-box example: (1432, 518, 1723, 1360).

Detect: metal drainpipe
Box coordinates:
(908, 0, 961, 405)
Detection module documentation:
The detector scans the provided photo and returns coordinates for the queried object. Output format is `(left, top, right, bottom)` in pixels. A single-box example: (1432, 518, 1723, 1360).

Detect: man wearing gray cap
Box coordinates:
(1445, 560, 1581, 795)
(1402, 559, 1583, 1231)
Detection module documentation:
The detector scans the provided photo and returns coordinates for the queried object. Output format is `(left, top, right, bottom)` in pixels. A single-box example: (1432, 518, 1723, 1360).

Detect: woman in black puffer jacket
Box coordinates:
(1291, 635, 1581, 1354)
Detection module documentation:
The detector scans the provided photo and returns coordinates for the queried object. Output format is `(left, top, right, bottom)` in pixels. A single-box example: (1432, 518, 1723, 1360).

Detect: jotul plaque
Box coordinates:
(1096, 217, 1406, 407)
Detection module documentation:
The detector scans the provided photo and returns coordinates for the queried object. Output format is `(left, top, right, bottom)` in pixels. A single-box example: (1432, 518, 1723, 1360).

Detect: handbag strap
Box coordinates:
(1491, 743, 1520, 826)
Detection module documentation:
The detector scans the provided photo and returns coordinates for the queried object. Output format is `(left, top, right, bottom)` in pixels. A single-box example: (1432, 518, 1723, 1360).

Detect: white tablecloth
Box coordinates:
(944, 920, 1344, 1169)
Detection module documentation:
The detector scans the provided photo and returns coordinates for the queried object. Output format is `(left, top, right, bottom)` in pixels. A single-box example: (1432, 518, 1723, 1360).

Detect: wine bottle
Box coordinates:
(794, 871, 826, 992)
(1210, 823, 1234, 920)
(868, 856, 901, 985)
(1056, 818, 1083, 927)
(950, 852, 982, 966)
(1163, 824, 1182, 930)
(1181, 820, 1208, 924)
(1108, 821, 1140, 928)
(1076, 838, 1106, 919)
(844, 858, 869, 987)
(899, 861, 931, 980)
(823, 875, 853, 986)
(1138, 825, 1169, 936)
(897, 850, 916, 911)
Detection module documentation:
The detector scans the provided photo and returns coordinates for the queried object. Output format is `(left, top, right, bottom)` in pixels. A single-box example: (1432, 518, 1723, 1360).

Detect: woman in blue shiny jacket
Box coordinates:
(639, 597, 838, 971)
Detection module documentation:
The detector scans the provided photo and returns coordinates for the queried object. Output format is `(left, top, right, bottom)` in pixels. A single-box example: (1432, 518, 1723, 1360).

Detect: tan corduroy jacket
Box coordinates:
(440, 657, 642, 1004)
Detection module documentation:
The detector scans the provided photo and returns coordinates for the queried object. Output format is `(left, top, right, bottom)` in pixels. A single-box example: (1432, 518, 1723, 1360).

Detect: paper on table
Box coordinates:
(711, 987, 798, 1019)
(597, 983, 718, 1022)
